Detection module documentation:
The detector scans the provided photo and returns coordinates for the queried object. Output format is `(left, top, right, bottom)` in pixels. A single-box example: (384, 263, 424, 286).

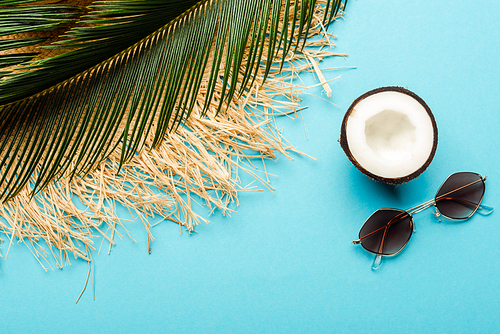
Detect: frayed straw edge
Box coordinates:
(0, 3, 348, 280)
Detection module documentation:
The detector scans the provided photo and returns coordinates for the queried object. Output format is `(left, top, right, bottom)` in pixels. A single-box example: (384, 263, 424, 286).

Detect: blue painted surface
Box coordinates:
(2, 1, 500, 333)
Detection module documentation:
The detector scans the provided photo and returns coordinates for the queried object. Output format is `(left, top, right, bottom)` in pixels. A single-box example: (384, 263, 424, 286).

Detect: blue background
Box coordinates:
(2, 1, 500, 333)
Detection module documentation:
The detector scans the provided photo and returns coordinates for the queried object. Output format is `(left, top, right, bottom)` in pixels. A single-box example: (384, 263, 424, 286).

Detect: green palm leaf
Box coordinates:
(0, 0, 346, 201)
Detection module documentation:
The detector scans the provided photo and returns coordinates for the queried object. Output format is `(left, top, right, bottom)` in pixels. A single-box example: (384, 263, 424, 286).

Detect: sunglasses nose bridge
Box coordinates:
(407, 198, 436, 216)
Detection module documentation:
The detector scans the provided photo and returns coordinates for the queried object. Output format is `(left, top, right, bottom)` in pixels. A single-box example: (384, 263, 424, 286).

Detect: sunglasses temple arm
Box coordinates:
(477, 203, 494, 216)
(351, 239, 384, 270)
(431, 198, 494, 221)
(372, 255, 383, 270)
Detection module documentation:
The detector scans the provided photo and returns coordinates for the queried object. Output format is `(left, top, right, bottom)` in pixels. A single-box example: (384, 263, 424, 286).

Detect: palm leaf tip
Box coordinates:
(0, 0, 347, 202)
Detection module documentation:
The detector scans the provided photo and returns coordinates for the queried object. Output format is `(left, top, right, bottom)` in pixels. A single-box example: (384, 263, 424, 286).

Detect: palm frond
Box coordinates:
(0, 0, 346, 201)
(0, 2, 82, 74)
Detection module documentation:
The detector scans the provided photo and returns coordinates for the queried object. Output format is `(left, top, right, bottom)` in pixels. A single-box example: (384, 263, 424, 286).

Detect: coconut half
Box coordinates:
(340, 86, 438, 184)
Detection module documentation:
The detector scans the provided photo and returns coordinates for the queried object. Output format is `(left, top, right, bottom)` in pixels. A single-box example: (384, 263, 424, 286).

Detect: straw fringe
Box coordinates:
(0, 1, 346, 268)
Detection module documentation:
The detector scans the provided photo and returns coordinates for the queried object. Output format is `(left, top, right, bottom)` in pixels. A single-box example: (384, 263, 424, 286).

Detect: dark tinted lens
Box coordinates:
(435, 172, 484, 219)
(359, 209, 413, 256)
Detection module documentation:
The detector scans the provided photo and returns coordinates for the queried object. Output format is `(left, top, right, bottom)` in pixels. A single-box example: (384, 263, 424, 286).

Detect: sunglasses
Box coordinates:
(353, 172, 493, 270)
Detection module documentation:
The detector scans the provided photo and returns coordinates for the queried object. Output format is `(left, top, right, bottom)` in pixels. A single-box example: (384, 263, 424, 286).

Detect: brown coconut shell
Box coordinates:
(340, 86, 438, 184)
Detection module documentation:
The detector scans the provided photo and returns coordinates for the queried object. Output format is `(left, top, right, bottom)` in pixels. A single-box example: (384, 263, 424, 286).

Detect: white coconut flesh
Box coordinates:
(345, 91, 435, 179)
